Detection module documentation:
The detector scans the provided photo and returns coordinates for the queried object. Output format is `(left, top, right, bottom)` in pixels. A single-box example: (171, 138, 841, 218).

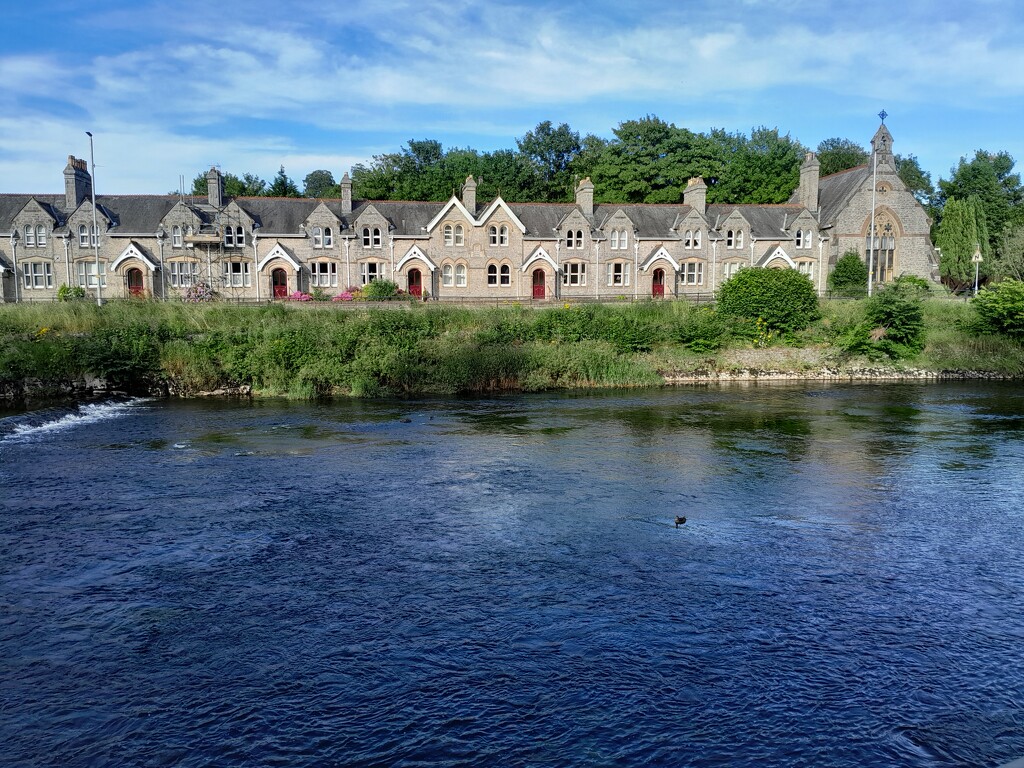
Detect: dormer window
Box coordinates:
(79, 225, 89, 247)
(500, 225, 508, 246)
(693, 229, 701, 248)
(235, 226, 244, 247)
(444, 224, 454, 246)
(455, 225, 464, 246)
(313, 226, 323, 248)
(736, 230, 744, 249)
(609, 229, 627, 250)
(24, 225, 35, 247)
(172, 225, 183, 248)
(362, 227, 381, 248)
(489, 226, 498, 246)
(224, 227, 234, 247)
(38, 225, 46, 246)
(324, 227, 333, 247)
(610, 230, 618, 249)
(795, 229, 804, 249)
(566, 229, 583, 249)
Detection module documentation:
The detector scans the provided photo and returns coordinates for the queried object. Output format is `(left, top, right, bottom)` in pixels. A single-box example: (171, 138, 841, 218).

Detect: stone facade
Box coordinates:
(0, 124, 938, 304)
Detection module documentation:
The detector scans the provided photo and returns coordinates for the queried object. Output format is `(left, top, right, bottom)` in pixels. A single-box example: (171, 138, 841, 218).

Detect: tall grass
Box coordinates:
(2, 296, 1021, 399)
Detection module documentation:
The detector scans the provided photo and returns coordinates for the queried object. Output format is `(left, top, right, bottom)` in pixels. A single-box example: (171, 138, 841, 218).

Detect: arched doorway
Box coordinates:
(408, 268, 422, 297)
(272, 268, 288, 298)
(532, 269, 545, 299)
(652, 268, 665, 298)
(126, 268, 144, 297)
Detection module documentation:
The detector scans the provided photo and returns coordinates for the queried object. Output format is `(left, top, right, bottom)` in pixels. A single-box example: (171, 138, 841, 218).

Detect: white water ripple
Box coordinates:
(1, 398, 152, 445)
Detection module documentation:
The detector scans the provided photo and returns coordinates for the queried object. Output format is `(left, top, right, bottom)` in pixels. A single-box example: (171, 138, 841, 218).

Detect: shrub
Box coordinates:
(716, 267, 820, 333)
(671, 305, 731, 352)
(829, 250, 868, 297)
(57, 284, 86, 302)
(80, 324, 163, 388)
(362, 279, 399, 301)
(972, 278, 1024, 339)
(838, 282, 926, 360)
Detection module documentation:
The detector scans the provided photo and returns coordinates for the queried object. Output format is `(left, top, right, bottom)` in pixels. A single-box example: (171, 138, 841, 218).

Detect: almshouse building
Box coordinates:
(0, 123, 937, 303)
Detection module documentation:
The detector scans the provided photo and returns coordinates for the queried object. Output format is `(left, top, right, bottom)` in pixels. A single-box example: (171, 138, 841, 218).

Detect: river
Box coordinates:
(2, 383, 1023, 767)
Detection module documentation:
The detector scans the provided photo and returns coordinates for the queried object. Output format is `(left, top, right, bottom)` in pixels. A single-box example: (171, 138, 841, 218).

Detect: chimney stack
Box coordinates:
(340, 171, 352, 215)
(683, 177, 707, 215)
(575, 177, 594, 218)
(63, 155, 92, 210)
(461, 175, 477, 214)
(207, 167, 223, 208)
(799, 152, 820, 212)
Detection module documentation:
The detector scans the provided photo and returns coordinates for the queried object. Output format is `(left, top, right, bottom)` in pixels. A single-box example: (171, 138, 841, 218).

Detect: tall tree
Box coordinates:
(816, 137, 869, 176)
(516, 121, 582, 202)
(303, 170, 338, 198)
(267, 166, 301, 197)
(938, 151, 1022, 250)
(935, 197, 980, 289)
(712, 127, 805, 204)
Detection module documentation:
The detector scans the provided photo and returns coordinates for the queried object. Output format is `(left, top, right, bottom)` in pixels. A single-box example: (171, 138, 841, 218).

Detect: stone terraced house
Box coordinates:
(0, 123, 937, 304)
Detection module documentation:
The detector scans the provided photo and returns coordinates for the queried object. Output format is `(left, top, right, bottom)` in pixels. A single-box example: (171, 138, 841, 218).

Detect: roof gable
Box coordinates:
(425, 196, 475, 232)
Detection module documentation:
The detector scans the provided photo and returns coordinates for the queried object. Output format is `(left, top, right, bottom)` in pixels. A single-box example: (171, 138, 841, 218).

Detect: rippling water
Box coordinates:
(2, 384, 1023, 767)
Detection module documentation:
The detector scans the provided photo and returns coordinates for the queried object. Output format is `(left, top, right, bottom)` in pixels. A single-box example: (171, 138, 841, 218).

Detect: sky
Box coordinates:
(1, 0, 1022, 196)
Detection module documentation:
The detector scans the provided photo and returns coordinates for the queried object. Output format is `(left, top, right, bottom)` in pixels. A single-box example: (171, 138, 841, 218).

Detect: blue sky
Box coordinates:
(2, 0, 1022, 196)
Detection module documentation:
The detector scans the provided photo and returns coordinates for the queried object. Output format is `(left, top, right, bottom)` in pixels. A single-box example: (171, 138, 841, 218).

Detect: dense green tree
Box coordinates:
(476, 149, 542, 202)
(972, 278, 1024, 338)
(185, 171, 266, 198)
(303, 170, 338, 198)
(829, 249, 869, 297)
(993, 224, 1024, 280)
(935, 197, 980, 289)
(516, 121, 582, 202)
(267, 166, 301, 198)
(938, 151, 1022, 251)
(816, 138, 869, 176)
(711, 127, 806, 204)
(591, 116, 726, 204)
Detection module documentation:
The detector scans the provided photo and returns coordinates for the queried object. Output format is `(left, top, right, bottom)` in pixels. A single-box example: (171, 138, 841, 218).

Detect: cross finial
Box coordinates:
(878, 109, 888, 123)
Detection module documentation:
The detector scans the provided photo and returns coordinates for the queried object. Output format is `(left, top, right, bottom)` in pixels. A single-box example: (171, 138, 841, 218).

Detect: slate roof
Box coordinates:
(233, 197, 319, 234)
(708, 204, 804, 240)
(804, 165, 870, 227)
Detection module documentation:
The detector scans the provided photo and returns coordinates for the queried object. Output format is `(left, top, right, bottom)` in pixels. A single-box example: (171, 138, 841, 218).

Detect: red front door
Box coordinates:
(127, 268, 144, 297)
(652, 268, 665, 297)
(408, 268, 422, 297)
(532, 269, 545, 299)
(272, 269, 288, 298)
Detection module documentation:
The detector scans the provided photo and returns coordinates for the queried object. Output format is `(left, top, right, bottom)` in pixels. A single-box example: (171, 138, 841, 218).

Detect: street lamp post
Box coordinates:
(86, 132, 102, 306)
(972, 244, 983, 297)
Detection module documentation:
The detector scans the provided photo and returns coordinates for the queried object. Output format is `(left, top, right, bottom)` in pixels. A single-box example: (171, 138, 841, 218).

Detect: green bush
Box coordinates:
(671, 305, 731, 352)
(362, 279, 399, 301)
(972, 278, 1024, 339)
(838, 282, 926, 360)
(716, 267, 820, 333)
(80, 324, 163, 388)
(56, 284, 86, 302)
(829, 250, 868, 298)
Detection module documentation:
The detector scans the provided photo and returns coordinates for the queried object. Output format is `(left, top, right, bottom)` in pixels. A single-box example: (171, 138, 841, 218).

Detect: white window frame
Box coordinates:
(562, 262, 587, 286)
(444, 224, 454, 246)
(455, 263, 467, 287)
(24, 261, 53, 289)
(362, 227, 371, 247)
(79, 225, 89, 247)
(169, 261, 199, 288)
(607, 262, 630, 287)
(360, 261, 382, 284)
(313, 226, 323, 248)
(224, 227, 235, 247)
(566, 230, 576, 249)
(610, 230, 619, 250)
(172, 225, 183, 248)
(324, 227, 333, 248)
(487, 264, 498, 285)
(619, 229, 628, 250)
(77, 261, 107, 288)
(726, 230, 734, 248)
(24, 225, 35, 247)
(500, 264, 511, 286)
(222, 261, 251, 287)
(693, 230, 701, 248)
(723, 261, 742, 279)
(37, 225, 47, 247)
(454, 225, 464, 246)
(500, 225, 509, 246)
(442, 263, 454, 287)
(489, 226, 498, 246)
(681, 261, 704, 286)
(311, 261, 338, 287)
(372, 228, 382, 248)
(736, 230, 744, 249)
(797, 261, 814, 279)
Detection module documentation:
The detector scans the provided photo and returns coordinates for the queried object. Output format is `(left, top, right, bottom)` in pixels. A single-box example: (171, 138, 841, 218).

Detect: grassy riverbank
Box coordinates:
(2, 298, 1022, 400)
